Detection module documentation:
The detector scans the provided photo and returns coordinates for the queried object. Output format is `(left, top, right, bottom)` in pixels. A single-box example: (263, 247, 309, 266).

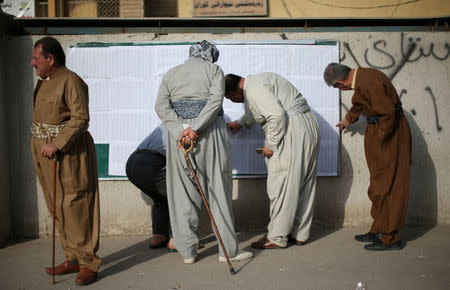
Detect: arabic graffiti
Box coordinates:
(342, 33, 449, 73)
(341, 33, 448, 132)
(401, 34, 450, 62)
(364, 40, 395, 69)
(425, 87, 443, 132)
(341, 42, 361, 66)
(399, 89, 407, 100)
(388, 41, 416, 80)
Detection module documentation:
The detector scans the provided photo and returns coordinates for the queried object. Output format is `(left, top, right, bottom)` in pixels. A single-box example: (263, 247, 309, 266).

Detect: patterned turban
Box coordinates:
(189, 40, 219, 63)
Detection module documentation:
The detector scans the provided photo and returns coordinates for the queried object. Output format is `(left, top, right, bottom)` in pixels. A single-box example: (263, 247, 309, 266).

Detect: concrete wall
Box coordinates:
(6, 31, 449, 239)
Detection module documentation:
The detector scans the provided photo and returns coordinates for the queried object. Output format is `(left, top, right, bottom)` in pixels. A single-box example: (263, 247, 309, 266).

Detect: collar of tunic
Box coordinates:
(41, 66, 65, 81)
(351, 66, 359, 89)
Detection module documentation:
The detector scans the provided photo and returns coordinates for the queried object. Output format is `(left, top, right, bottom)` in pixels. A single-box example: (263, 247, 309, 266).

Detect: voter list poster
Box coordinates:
(67, 40, 339, 178)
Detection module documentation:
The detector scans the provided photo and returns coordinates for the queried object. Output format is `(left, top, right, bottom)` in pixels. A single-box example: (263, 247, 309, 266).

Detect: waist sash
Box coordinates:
(286, 96, 310, 117)
(366, 102, 404, 125)
(31, 122, 66, 138)
(171, 99, 223, 119)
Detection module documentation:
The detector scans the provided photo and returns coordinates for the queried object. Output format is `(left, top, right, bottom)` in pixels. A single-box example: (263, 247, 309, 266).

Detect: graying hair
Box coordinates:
(323, 63, 351, 87)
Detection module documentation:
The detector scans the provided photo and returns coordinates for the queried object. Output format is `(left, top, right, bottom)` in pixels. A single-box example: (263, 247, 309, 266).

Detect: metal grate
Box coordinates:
(35, 0, 121, 17)
(96, 0, 119, 17)
(67, 0, 120, 17)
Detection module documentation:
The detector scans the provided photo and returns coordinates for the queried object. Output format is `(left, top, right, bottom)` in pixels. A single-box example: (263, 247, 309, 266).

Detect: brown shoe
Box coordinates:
(288, 235, 307, 246)
(251, 236, 283, 249)
(149, 234, 169, 248)
(45, 260, 79, 275)
(75, 267, 97, 285)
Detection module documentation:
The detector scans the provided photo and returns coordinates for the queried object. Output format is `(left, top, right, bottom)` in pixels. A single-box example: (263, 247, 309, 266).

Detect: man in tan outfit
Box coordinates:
(30, 36, 101, 284)
(225, 72, 320, 249)
(323, 63, 411, 251)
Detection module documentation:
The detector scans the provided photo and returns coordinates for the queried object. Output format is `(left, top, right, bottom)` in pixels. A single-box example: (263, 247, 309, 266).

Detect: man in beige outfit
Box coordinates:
(30, 36, 101, 285)
(225, 73, 320, 249)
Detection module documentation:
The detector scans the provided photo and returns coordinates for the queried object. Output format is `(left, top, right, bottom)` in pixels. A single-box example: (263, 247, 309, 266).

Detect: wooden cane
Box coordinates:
(51, 156, 56, 285)
(180, 140, 236, 275)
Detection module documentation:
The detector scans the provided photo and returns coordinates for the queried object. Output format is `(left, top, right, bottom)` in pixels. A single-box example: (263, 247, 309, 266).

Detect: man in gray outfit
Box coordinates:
(155, 41, 252, 264)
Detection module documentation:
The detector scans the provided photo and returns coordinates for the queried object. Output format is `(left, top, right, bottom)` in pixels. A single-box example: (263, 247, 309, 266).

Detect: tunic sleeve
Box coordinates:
(52, 75, 89, 152)
(238, 115, 247, 127)
(155, 76, 184, 140)
(190, 66, 224, 133)
(247, 83, 287, 152)
(345, 97, 363, 124)
(238, 102, 257, 128)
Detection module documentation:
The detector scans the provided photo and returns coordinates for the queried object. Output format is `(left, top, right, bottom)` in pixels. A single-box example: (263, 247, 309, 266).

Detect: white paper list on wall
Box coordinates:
(66, 40, 339, 178)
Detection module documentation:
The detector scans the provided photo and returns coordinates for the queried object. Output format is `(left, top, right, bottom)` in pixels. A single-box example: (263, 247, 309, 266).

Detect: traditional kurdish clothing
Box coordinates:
(155, 48, 239, 260)
(346, 67, 411, 245)
(239, 72, 321, 246)
(31, 66, 101, 272)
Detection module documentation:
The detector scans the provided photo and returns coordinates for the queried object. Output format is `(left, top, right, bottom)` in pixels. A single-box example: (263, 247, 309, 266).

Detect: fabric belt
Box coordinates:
(31, 122, 66, 138)
(366, 102, 404, 125)
(286, 96, 310, 117)
(171, 98, 223, 119)
(366, 115, 381, 125)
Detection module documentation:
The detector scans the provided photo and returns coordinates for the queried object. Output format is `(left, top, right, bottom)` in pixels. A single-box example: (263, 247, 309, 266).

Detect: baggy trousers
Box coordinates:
(166, 116, 239, 259)
(365, 116, 411, 245)
(31, 132, 101, 272)
(266, 111, 321, 247)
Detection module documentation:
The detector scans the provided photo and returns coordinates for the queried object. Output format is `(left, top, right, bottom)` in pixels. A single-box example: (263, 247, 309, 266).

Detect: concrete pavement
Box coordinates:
(1, 225, 449, 290)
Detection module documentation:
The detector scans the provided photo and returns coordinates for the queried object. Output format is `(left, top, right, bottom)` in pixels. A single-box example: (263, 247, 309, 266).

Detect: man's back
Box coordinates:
(245, 72, 303, 110)
(161, 58, 222, 101)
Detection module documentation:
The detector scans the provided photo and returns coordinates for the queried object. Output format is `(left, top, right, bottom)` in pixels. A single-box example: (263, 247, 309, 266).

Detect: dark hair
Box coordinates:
(323, 63, 351, 87)
(34, 36, 66, 66)
(225, 74, 241, 96)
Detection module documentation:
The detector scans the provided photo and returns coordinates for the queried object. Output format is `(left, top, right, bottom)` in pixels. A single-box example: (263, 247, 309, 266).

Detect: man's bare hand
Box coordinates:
(177, 127, 199, 148)
(41, 143, 58, 158)
(262, 145, 273, 158)
(226, 120, 242, 135)
(336, 118, 350, 132)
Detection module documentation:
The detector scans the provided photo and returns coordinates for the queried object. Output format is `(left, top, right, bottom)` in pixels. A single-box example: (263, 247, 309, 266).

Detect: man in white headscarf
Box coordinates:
(225, 72, 321, 249)
(155, 41, 252, 264)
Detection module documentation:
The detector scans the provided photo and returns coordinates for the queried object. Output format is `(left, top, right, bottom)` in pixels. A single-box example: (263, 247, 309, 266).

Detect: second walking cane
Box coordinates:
(180, 140, 236, 275)
(51, 155, 57, 284)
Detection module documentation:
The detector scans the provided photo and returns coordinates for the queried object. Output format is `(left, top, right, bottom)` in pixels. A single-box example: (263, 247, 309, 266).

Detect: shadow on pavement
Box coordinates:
(98, 238, 166, 281)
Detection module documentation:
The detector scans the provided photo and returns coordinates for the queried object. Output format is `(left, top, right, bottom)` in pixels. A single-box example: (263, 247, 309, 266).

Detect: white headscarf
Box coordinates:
(189, 40, 219, 63)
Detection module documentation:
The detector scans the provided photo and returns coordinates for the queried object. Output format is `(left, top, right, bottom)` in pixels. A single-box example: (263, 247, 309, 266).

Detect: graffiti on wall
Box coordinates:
(340, 33, 449, 132)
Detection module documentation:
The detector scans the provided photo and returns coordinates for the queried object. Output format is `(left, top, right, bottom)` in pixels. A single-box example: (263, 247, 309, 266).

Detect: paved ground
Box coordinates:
(0, 225, 449, 290)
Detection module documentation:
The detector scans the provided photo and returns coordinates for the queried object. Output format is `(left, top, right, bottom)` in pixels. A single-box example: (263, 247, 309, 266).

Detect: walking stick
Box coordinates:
(51, 155, 57, 285)
(180, 140, 236, 275)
